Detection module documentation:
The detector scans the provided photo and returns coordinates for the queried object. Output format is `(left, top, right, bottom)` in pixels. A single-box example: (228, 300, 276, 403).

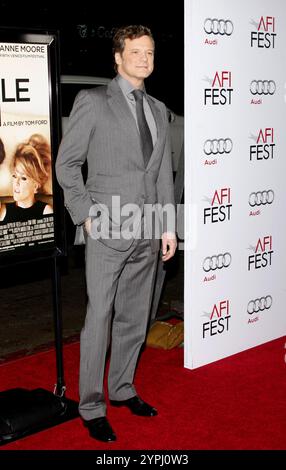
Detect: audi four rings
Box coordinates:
(204, 18, 234, 35)
(204, 138, 233, 155)
(249, 190, 275, 207)
(203, 253, 232, 272)
(250, 80, 276, 95)
(247, 296, 272, 314)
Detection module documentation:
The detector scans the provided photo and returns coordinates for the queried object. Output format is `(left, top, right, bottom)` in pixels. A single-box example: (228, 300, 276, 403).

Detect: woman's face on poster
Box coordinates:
(12, 162, 39, 204)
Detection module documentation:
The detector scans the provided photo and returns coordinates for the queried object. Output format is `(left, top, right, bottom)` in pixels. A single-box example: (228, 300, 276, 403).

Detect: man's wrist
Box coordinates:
(162, 231, 177, 239)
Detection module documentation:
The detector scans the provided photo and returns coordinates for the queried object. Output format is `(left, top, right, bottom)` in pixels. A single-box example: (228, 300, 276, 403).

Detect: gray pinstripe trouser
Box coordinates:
(79, 235, 158, 420)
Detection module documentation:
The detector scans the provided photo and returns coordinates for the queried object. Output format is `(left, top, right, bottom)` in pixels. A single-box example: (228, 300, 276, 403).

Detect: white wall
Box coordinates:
(185, 0, 286, 368)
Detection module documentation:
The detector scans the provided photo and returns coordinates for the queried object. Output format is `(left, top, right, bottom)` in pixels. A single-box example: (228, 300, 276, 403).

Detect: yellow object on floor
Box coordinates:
(146, 320, 184, 350)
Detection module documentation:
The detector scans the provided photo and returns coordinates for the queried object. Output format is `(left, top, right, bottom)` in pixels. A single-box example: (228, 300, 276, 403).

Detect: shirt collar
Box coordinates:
(116, 74, 147, 101)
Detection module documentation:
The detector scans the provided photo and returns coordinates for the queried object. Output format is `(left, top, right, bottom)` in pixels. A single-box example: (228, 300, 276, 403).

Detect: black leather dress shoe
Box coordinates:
(110, 396, 158, 417)
(84, 417, 116, 442)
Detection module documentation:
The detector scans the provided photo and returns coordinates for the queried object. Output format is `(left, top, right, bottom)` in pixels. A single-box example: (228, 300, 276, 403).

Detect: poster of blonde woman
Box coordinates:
(0, 30, 61, 258)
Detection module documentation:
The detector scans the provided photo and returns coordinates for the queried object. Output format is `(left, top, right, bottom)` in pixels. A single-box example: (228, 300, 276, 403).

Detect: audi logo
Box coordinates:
(250, 80, 276, 95)
(247, 295, 272, 315)
(204, 18, 234, 36)
(249, 190, 275, 207)
(203, 253, 232, 272)
(204, 138, 233, 155)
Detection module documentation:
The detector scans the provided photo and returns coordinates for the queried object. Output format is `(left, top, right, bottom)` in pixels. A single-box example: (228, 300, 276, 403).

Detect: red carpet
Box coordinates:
(0, 337, 285, 450)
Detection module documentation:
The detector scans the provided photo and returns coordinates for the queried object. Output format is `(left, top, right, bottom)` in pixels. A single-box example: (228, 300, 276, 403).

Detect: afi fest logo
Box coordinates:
(248, 235, 273, 271)
(249, 128, 275, 162)
(0, 78, 30, 126)
(204, 71, 233, 105)
(250, 16, 276, 48)
(203, 137, 233, 166)
(203, 188, 232, 224)
(204, 18, 234, 46)
(247, 295, 272, 324)
(202, 299, 231, 339)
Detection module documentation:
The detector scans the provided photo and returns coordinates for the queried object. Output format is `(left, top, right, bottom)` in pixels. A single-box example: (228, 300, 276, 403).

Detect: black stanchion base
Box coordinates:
(0, 388, 79, 446)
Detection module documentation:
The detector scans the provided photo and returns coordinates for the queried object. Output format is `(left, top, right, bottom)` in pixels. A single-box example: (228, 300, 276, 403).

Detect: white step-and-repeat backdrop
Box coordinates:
(184, 0, 286, 368)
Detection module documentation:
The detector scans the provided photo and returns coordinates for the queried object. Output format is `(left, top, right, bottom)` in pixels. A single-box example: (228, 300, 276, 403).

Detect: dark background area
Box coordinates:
(0, 0, 184, 283)
(0, 0, 184, 115)
(0, 1, 184, 357)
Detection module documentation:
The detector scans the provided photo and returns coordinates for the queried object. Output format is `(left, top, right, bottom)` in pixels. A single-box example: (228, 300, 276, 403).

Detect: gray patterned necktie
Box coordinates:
(132, 89, 153, 166)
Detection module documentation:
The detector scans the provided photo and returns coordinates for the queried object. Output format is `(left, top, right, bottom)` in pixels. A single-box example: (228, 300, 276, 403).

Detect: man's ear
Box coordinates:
(115, 52, 122, 66)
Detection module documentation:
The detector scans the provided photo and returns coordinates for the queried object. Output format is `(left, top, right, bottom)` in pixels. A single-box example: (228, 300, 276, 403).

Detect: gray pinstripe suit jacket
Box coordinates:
(56, 77, 175, 251)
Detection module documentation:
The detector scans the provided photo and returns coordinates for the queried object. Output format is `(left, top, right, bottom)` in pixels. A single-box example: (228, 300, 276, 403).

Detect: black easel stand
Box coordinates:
(50, 254, 79, 412)
(0, 256, 78, 446)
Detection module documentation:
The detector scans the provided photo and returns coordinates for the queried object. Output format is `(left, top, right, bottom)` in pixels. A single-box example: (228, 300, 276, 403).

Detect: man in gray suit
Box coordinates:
(56, 25, 176, 442)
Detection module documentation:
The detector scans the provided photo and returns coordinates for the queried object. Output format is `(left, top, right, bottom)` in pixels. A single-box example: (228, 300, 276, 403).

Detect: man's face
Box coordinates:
(115, 35, 154, 86)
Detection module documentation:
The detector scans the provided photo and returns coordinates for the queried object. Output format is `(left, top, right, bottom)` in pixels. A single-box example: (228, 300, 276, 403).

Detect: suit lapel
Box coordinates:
(106, 79, 165, 170)
(147, 96, 165, 170)
(107, 79, 145, 167)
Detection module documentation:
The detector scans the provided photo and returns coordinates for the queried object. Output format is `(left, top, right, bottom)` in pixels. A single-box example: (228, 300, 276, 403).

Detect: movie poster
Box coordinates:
(0, 38, 56, 256)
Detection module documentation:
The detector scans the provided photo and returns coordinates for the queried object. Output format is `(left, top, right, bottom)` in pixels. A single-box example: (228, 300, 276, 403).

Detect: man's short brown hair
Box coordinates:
(113, 25, 154, 71)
